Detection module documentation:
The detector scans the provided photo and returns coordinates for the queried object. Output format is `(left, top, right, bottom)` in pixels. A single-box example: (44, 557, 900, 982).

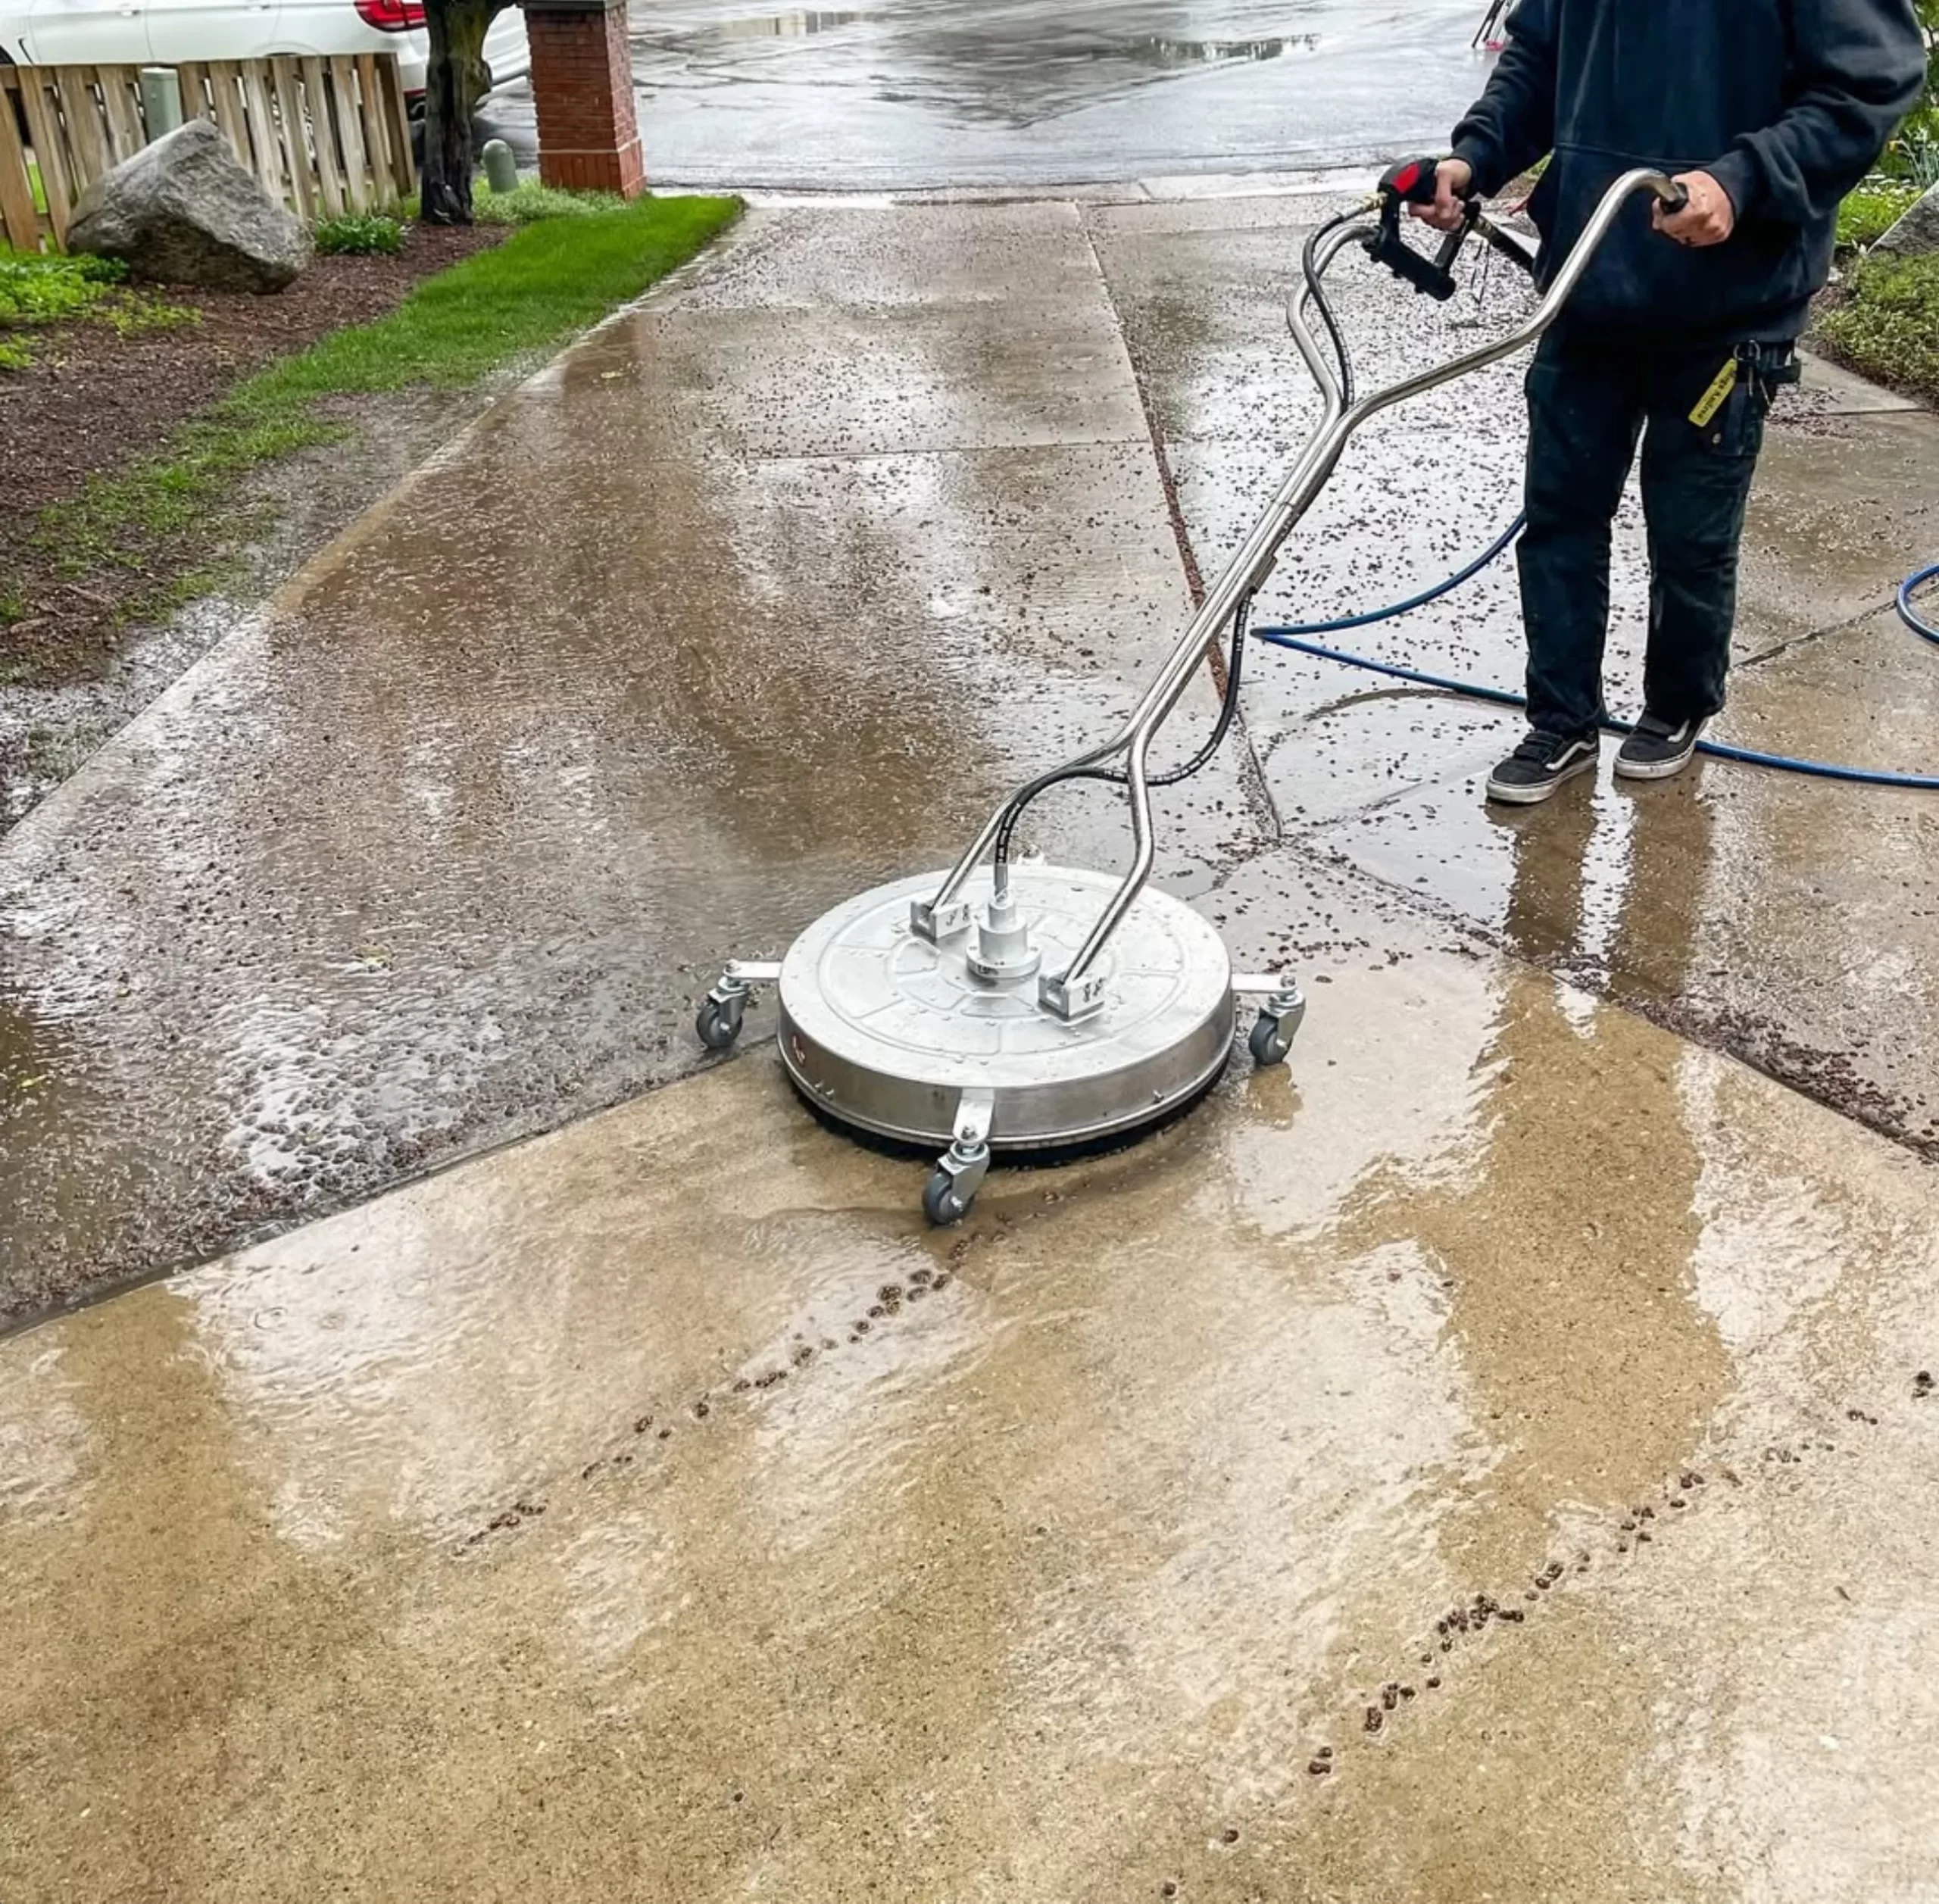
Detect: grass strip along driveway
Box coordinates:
(30, 194, 740, 627)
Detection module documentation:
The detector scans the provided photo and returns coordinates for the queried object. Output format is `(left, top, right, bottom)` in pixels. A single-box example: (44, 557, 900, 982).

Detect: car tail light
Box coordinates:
(354, 0, 426, 30)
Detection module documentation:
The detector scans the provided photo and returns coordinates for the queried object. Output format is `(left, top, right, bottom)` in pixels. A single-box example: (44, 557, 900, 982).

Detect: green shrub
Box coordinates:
(314, 212, 407, 255)
(1838, 177, 1922, 250)
(475, 181, 627, 226)
(0, 248, 127, 326)
(0, 247, 195, 370)
(1815, 252, 1939, 407)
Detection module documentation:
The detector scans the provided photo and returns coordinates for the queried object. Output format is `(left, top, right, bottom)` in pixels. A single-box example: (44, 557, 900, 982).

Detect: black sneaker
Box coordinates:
(1485, 730, 1600, 805)
(1614, 712, 1706, 781)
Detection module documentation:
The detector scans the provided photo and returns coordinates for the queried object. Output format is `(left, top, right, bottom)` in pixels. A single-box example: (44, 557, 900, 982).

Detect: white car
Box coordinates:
(1, 0, 529, 116)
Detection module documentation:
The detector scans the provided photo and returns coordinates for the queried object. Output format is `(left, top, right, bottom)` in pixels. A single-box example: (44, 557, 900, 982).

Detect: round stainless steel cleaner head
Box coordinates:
(777, 863, 1235, 1151)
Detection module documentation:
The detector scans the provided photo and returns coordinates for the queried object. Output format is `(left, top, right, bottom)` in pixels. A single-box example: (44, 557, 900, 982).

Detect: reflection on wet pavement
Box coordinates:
(5, 183, 1937, 1345)
(476, 0, 1491, 188)
(5, 912, 1937, 1899)
(1088, 189, 1939, 1161)
(3, 182, 1938, 1898)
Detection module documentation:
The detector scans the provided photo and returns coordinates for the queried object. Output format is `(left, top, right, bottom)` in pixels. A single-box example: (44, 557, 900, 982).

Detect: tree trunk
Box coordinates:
(420, 0, 502, 226)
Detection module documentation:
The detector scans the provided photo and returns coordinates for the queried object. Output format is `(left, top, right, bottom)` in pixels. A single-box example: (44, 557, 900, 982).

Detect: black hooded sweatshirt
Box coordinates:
(1450, 0, 1928, 343)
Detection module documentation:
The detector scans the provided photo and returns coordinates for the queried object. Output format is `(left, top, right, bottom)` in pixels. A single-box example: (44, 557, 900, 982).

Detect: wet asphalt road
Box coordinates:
(478, 0, 1494, 188)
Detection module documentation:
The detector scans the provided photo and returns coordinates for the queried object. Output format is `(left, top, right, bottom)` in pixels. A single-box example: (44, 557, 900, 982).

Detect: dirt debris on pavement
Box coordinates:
(5, 192, 1937, 1337)
(0, 5, 1934, 1882)
(7, 1028, 1938, 1899)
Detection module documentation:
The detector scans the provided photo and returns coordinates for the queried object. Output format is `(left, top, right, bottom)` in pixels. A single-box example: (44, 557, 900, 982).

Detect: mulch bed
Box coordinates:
(1, 225, 498, 519)
(0, 223, 502, 676)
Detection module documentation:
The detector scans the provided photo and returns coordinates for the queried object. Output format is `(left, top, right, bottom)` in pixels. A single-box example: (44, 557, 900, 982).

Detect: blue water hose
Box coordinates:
(1900, 560, 1939, 647)
(1254, 526, 1939, 792)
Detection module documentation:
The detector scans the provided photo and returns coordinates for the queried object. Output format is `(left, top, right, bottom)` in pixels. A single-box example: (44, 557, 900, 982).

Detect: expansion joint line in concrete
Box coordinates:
(1733, 593, 1906, 673)
(1076, 204, 1283, 844)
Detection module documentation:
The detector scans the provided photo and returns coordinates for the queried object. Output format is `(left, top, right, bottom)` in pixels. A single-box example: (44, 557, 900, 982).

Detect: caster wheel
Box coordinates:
(695, 998, 742, 1052)
(923, 1169, 972, 1228)
(1249, 1012, 1294, 1068)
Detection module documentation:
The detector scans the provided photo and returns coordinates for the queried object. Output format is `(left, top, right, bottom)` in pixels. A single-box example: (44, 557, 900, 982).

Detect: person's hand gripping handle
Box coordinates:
(1400, 155, 1474, 233)
(1650, 173, 1731, 246)
(1407, 162, 1708, 243)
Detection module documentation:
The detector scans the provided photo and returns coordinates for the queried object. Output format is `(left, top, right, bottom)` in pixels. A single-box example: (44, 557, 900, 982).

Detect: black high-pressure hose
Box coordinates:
(991, 596, 1255, 869)
(988, 210, 1367, 873)
(1302, 208, 1362, 404)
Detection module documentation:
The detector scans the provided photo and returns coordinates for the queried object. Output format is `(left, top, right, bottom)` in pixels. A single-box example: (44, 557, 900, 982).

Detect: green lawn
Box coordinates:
(34, 192, 740, 579)
(1836, 178, 1921, 251)
(1816, 251, 1939, 406)
(263, 192, 738, 399)
(1821, 168, 1937, 405)
(473, 179, 629, 225)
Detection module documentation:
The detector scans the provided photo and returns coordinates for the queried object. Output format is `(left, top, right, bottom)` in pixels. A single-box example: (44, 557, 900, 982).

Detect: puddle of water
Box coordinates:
(1125, 32, 1321, 65)
(692, 9, 1322, 70)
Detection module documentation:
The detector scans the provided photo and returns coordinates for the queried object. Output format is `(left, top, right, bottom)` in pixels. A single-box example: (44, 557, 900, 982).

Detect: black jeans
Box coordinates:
(1518, 328, 1778, 741)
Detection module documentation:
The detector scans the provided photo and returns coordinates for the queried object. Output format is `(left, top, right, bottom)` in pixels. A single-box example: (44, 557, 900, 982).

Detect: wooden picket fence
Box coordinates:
(0, 55, 416, 253)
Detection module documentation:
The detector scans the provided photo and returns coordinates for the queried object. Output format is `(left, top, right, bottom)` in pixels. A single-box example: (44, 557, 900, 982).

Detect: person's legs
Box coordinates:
(1620, 346, 1772, 779)
(1488, 332, 1644, 804)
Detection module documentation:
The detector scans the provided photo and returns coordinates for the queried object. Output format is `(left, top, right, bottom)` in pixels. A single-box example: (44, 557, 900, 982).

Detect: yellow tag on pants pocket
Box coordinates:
(1689, 357, 1739, 428)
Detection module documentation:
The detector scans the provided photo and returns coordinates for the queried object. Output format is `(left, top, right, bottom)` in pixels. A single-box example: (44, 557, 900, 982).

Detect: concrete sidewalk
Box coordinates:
(5, 904, 1937, 1900)
(6, 192, 1937, 1331)
(1086, 193, 1939, 1153)
(3, 189, 1939, 1899)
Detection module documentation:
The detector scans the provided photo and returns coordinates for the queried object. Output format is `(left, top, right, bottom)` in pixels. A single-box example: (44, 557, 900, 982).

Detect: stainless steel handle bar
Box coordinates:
(916, 168, 1685, 1015)
(906, 216, 1366, 987)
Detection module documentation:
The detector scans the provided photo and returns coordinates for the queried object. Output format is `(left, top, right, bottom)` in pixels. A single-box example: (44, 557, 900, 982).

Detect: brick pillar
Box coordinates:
(523, 0, 646, 198)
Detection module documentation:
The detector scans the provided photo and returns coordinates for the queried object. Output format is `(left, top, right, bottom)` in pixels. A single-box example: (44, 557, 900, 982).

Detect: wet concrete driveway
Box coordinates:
(0, 201, 1266, 1325)
(1085, 192, 1939, 1152)
(4, 189, 1939, 1894)
(6, 907, 1939, 1899)
(9, 187, 1935, 1325)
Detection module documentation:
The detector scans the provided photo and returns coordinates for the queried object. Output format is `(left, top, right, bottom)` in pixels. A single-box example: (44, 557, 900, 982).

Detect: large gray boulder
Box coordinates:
(1874, 179, 1939, 259)
(67, 117, 311, 292)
